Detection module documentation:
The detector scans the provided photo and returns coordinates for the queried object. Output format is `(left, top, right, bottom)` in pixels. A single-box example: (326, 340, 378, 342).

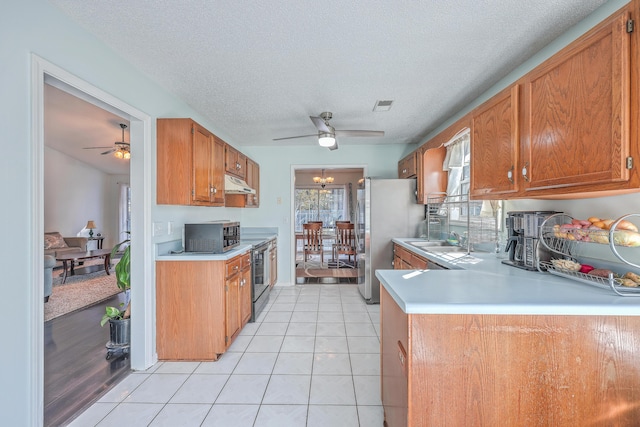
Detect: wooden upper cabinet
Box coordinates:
(192, 124, 214, 203)
(245, 158, 260, 207)
(398, 152, 417, 179)
(521, 9, 631, 194)
(471, 84, 520, 198)
(225, 144, 247, 180)
(418, 146, 447, 204)
(157, 118, 224, 207)
(210, 137, 226, 206)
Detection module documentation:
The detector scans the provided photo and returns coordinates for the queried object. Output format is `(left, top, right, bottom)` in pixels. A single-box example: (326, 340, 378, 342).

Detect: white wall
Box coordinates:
(44, 146, 124, 249)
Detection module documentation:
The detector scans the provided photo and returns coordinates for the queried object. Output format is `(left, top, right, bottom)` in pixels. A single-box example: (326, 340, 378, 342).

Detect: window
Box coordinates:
(294, 187, 345, 231)
(119, 183, 131, 240)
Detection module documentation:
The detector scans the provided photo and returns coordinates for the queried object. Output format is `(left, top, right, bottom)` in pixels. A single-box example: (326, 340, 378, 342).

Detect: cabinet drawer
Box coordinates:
(225, 257, 241, 278)
(240, 252, 251, 271)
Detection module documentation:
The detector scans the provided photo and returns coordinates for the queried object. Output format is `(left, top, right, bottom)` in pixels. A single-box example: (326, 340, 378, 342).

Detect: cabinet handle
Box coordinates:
(210, 186, 217, 194)
(234, 265, 239, 270)
(522, 162, 530, 182)
(507, 165, 514, 183)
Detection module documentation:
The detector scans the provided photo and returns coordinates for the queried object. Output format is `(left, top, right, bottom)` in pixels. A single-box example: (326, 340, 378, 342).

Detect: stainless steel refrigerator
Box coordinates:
(356, 178, 425, 303)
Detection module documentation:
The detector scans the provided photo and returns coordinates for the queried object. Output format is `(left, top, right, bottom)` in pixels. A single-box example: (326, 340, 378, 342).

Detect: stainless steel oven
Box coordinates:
(250, 240, 272, 321)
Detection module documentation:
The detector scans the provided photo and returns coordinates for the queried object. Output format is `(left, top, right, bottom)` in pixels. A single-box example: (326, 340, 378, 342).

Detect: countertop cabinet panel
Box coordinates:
(381, 285, 640, 426)
(156, 260, 226, 360)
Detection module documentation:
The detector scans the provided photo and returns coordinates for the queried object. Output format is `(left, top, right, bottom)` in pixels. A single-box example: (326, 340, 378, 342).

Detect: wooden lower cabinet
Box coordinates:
(381, 286, 640, 426)
(156, 252, 252, 361)
(393, 243, 427, 270)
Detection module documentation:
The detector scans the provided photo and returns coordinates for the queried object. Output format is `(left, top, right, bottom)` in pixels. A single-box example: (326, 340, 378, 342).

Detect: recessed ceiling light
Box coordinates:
(373, 100, 393, 112)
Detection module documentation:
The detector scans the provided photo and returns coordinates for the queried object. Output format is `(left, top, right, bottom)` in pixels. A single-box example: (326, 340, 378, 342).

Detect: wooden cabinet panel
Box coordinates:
(210, 137, 226, 205)
(246, 158, 260, 207)
(381, 286, 640, 426)
(157, 118, 224, 206)
(240, 253, 252, 326)
(398, 152, 417, 179)
(225, 271, 241, 346)
(156, 261, 226, 360)
(471, 84, 520, 197)
(381, 286, 409, 427)
(192, 124, 214, 203)
(521, 9, 631, 194)
(418, 146, 447, 204)
(225, 144, 247, 179)
(393, 244, 428, 270)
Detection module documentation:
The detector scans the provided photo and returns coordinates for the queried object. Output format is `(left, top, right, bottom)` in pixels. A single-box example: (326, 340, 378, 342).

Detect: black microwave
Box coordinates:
(184, 221, 240, 253)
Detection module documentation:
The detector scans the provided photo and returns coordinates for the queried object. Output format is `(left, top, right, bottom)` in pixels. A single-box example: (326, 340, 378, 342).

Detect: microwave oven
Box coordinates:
(184, 221, 240, 253)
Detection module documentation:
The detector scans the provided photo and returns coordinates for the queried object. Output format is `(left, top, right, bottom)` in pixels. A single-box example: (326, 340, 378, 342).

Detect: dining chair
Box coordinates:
(302, 222, 324, 267)
(333, 222, 357, 267)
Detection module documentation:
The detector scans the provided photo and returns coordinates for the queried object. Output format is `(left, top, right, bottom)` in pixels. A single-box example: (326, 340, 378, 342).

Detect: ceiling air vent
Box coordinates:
(373, 100, 394, 112)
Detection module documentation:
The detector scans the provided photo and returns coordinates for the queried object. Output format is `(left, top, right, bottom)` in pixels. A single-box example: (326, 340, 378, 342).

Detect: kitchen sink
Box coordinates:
(408, 240, 454, 249)
(423, 246, 469, 253)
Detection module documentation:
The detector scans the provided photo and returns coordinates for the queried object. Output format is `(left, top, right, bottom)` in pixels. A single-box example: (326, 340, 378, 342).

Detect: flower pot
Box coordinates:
(108, 318, 130, 346)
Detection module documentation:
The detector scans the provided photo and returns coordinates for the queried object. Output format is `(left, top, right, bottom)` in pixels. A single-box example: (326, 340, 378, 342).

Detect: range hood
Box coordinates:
(225, 174, 256, 194)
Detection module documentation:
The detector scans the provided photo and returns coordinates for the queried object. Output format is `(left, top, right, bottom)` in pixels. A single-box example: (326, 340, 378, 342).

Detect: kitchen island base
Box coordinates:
(381, 286, 640, 426)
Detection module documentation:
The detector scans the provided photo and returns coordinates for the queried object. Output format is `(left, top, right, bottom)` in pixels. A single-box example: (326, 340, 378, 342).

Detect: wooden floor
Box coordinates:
(44, 292, 130, 426)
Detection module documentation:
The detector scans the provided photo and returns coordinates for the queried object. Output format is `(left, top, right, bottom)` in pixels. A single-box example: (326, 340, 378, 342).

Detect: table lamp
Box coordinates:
(86, 220, 97, 238)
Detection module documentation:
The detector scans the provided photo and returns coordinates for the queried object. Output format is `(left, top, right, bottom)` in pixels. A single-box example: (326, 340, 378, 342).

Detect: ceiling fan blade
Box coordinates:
(83, 146, 114, 149)
(309, 116, 331, 133)
(335, 130, 385, 137)
(272, 134, 318, 141)
(101, 148, 117, 155)
(328, 141, 339, 151)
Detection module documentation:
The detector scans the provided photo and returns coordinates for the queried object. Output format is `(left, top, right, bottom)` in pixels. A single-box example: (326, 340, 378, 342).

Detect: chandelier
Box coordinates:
(313, 169, 334, 189)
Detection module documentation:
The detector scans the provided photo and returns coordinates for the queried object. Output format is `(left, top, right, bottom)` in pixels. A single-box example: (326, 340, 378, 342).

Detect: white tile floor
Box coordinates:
(70, 284, 384, 427)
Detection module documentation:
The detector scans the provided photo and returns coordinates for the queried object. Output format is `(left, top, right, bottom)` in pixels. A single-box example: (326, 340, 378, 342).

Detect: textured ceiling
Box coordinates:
(48, 0, 607, 150)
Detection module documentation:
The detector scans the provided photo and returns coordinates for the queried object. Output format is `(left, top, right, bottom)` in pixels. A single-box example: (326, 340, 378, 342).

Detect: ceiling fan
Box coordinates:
(83, 123, 130, 159)
(273, 112, 384, 150)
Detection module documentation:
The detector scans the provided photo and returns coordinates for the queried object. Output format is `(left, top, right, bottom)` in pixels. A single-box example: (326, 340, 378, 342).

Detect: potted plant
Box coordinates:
(101, 232, 131, 358)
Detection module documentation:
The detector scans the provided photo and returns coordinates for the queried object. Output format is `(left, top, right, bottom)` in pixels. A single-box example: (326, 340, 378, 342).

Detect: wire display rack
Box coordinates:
(539, 213, 640, 297)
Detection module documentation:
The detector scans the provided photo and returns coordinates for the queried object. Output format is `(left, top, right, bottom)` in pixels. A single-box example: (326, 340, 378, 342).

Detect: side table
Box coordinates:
(88, 236, 105, 249)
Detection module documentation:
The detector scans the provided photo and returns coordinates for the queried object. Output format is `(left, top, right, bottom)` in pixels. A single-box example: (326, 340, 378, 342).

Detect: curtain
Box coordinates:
(118, 182, 130, 243)
(440, 129, 470, 217)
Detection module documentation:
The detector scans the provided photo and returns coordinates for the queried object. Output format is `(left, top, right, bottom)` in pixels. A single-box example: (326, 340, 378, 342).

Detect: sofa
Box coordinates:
(44, 232, 88, 257)
(44, 255, 56, 302)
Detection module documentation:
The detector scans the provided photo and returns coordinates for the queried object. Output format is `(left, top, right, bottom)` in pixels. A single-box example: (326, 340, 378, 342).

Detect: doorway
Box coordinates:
(31, 55, 154, 425)
(293, 166, 364, 284)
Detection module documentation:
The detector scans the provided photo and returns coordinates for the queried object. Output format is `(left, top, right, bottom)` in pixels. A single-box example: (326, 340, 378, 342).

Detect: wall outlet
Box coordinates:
(277, 197, 282, 205)
(167, 221, 174, 235)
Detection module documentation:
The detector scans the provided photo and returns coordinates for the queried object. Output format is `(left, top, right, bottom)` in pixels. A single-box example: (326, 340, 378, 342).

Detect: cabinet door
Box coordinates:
(192, 124, 213, 204)
(398, 152, 417, 179)
(381, 286, 409, 427)
(240, 266, 252, 326)
(225, 272, 241, 347)
(419, 147, 447, 204)
(471, 84, 520, 198)
(210, 137, 226, 206)
(157, 118, 193, 205)
(521, 10, 631, 193)
(236, 152, 247, 180)
(245, 159, 260, 207)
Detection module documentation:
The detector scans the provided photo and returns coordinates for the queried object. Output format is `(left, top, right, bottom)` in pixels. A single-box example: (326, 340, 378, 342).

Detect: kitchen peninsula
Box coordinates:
(378, 239, 640, 427)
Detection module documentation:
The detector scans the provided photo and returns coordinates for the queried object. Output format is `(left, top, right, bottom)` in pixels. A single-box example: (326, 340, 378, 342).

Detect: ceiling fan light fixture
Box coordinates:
(123, 151, 131, 160)
(114, 150, 124, 159)
(318, 133, 336, 147)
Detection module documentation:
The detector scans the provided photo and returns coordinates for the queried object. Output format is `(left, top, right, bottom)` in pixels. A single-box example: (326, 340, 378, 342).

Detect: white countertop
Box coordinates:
(156, 243, 252, 261)
(378, 238, 640, 316)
